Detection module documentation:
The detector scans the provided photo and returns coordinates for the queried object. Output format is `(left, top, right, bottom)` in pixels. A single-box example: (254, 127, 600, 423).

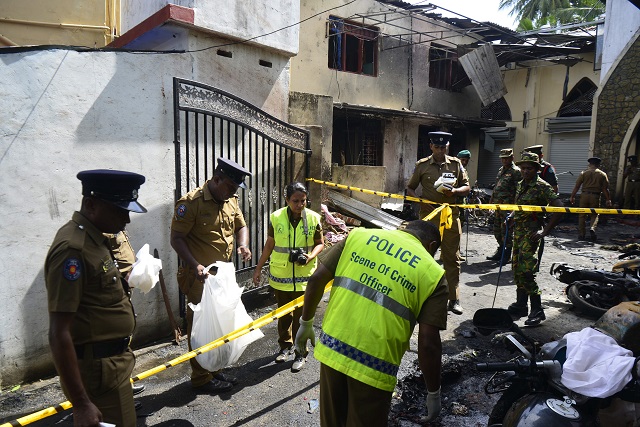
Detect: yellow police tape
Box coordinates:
(307, 178, 640, 215)
(0, 283, 332, 427)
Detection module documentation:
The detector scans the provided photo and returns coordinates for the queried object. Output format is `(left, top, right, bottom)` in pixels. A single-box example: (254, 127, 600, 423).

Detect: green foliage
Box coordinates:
(500, 0, 605, 26)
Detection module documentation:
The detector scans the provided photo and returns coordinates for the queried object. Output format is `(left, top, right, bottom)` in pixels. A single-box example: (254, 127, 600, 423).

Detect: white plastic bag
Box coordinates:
(560, 327, 635, 398)
(189, 261, 264, 372)
(128, 244, 162, 294)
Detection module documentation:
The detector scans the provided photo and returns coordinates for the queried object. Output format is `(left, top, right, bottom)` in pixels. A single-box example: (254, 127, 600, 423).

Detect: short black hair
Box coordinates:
(285, 182, 308, 199)
(403, 220, 441, 251)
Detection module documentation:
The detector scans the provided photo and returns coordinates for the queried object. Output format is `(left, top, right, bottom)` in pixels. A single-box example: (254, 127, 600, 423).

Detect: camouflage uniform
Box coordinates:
(512, 176, 558, 295)
(492, 163, 521, 250)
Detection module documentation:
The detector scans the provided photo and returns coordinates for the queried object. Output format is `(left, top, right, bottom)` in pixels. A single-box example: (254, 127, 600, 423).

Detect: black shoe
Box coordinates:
(589, 229, 597, 242)
(214, 371, 238, 385)
(132, 383, 145, 395)
(448, 300, 463, 315)
(486, 248, 502, 261)
(507, 303, 528, 318)
(193, 378, 233, 394)
(134, 400, 142, 411)
(524, 308, 546, 326)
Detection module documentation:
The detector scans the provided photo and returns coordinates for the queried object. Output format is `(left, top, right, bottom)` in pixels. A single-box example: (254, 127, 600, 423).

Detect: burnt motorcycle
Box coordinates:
(550, 258, 640, 317)
(473, 305, 640, 427)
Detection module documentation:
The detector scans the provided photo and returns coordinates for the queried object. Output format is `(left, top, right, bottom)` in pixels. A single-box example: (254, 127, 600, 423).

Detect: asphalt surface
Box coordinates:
(1, 216, 635, 427)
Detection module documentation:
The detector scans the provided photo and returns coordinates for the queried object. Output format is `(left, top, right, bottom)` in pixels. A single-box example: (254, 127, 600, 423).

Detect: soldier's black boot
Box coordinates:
(486, 246, 502, 261)
(524, 294, 546, 326)
(501, 246, 512, 264)
(507, 289, 528, 318)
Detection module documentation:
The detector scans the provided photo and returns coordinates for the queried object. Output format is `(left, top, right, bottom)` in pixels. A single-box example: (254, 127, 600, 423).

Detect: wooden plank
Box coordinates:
(459, 44, 507, 106)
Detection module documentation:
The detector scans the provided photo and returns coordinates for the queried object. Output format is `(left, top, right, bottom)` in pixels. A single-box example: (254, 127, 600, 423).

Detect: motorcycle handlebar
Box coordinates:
(476, 362, 520, 372)
(476, 360, 559, 373)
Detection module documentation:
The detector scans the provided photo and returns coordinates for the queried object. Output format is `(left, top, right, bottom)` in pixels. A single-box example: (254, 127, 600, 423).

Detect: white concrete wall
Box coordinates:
(0, 42, 290, 384)
(121, 0, 299, 56)
(601, 0, 640, 79)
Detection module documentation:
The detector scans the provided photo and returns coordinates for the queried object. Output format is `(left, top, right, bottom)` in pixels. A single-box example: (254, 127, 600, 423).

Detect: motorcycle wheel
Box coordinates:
(566, 280, 625, 318)
(487, 383, 529, 426)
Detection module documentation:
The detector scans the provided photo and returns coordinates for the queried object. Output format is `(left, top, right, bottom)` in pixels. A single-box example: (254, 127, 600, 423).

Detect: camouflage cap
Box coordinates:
(515, 151, 541, 168)
(499, 148, 513, 158)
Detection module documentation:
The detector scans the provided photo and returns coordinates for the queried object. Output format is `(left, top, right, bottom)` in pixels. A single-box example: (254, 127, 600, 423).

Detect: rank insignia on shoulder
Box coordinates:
(177, 204, 187, 218)
(63, 258, 81, 281)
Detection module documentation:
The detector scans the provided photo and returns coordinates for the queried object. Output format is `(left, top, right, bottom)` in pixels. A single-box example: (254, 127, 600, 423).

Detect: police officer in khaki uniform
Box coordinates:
(170, 157, 252, 393)
(45, 169, 146, 427)
(570, 157, 612, 241)
(623, 155, 640, 209)
(105, 230, 146, 395)
(406, 131, 470, 315)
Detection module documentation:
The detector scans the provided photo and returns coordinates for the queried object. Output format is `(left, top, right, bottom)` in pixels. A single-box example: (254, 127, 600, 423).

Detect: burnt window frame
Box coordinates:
(558, 78, 597, 117)
(332, 115, 383, 166)
(328, 16, 379, 77)
(428, 43, 465, 92)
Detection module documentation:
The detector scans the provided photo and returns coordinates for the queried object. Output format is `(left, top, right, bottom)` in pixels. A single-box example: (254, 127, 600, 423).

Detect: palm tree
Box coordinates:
(499, 0, 605, 26)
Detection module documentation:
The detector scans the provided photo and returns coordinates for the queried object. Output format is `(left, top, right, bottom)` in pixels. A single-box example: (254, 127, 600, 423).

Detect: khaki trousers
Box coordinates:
(273, 288, 305, 352)
(426, 215, 462, 300)
(319, 363, 392, 427)
(578, 192, 600, 236)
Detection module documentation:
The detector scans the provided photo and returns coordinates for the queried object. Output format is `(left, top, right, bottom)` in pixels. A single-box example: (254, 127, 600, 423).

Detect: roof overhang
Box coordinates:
(333, 102, 506, 128)
(108, 4, 195, 49)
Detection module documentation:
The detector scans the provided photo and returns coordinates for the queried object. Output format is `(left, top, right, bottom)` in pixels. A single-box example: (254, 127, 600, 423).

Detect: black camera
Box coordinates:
(289, 248, 308, 265)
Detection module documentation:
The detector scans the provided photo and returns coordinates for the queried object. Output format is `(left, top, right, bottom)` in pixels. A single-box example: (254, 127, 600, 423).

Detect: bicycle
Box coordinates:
(465, 182, 494, 229)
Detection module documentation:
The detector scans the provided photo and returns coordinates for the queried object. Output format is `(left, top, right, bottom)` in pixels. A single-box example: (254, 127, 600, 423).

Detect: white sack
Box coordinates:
(189, 262, 264, 372)
(561, 327, 635, 398)
(128, 244, 162, 294)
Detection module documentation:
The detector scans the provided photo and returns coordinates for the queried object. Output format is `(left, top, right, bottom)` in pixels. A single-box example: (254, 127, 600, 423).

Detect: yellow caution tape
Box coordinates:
(307, 178, 640, 215)
(1, 283, 332, 427)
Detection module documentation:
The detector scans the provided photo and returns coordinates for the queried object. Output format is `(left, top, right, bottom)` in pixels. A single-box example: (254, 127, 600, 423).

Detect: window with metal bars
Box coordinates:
(328, 16, 378, 76)
(481, 97, 512, 120)
(558, 78, 596, 117)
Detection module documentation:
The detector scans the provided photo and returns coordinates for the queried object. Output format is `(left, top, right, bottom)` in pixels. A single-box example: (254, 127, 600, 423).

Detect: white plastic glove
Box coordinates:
(294, 317, 315, 356)
(424, 388, 442, 422)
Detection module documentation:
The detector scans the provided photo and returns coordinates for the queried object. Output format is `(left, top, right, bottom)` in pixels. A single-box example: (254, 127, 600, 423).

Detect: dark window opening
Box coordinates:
(481, 97, 512, 120)
(332, 116, 383, 166)
(558, 78, 597, 117)
(428, 43, 466, 92)
(328, 16, 378, 76)
(259, 59, 272, 68)
(217, 50, 232, 58)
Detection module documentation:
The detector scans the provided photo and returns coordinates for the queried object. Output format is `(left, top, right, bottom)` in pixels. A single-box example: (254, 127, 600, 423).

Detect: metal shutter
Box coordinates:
(548, 131, 590, 194)
(477, 140, 512, 188)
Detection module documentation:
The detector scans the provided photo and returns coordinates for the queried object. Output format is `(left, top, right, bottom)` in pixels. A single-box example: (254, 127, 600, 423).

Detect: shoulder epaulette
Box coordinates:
(68, 224, 86, 251)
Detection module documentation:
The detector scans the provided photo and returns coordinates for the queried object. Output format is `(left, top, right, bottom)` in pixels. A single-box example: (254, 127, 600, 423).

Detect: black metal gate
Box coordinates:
(173, 78, 311, 290)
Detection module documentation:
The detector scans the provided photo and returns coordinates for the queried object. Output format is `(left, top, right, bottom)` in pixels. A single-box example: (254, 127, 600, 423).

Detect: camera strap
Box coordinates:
(301, 209, 309, 251)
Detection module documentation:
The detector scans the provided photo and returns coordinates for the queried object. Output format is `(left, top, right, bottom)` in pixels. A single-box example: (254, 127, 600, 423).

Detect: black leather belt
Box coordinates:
(629, 180, 640, 182)
(582, 191, 601, 195)
(75, 337, 131, 359)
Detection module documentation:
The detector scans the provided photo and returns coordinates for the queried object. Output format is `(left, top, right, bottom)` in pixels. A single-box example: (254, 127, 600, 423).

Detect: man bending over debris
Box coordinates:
(295, 220, 447, 426)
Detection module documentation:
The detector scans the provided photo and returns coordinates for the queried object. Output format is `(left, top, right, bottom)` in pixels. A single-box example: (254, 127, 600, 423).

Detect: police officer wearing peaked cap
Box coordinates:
(45, 169, 147, 427)
(171, 157, 252, 394)
(216, 157, 252, 188)
(406, 130, 470, 315)
(524, 145, 558, 193)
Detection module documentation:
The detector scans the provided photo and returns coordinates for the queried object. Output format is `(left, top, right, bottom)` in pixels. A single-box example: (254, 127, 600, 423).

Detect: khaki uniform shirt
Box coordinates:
(576, 168, 609, 194)
(407, 155, 469, 216)
(45, 212, 135, 345)
(319, 238, 448, 330)
(626, 165, 640, 181)
(171, 180, 246, 265)
(106, 231, 136, 276)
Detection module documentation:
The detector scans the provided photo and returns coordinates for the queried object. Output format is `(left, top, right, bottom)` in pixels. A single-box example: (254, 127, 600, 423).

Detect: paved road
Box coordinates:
(0, 219, 630, 426)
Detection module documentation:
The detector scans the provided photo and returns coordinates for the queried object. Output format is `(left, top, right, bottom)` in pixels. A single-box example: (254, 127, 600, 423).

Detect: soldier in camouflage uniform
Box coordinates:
(487, 148, 521, 263)
(508, 152, 564, 326)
